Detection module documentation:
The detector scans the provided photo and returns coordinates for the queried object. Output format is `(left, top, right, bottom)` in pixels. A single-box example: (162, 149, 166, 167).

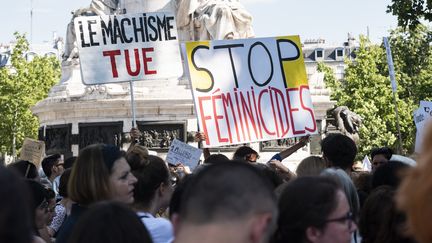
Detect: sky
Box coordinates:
(1, 0, 397, 45)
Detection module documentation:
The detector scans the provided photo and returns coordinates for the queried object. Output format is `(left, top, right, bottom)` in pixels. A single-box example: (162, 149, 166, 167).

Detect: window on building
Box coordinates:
(315, 49, 324, 60)
(336, 49, 344, 58)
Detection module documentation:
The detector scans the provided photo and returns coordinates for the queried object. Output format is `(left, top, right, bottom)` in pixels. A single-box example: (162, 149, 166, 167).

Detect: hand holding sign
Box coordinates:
(166, 139, 202, 170)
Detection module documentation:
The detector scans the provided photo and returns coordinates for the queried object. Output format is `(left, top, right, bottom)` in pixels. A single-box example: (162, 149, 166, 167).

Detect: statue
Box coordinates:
(62, 0, 254, 64)
(175, 0, 255, 41)
(63, 0, 120, 65)
(326, 106, 362, 144)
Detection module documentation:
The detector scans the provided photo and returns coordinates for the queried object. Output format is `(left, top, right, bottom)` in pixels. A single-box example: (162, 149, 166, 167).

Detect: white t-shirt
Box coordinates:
(137, 212, 174, 243)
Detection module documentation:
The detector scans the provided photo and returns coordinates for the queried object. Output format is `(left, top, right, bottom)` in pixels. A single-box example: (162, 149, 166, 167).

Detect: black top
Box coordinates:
(55, 203, 87, 243)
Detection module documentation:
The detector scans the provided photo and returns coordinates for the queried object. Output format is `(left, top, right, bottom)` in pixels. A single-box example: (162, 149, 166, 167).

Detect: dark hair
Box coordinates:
(25, 180, 47, 232)
(7, 160, 38, 180)
(179, 161, 276, 224)
(321, 134, 357, 170)
(232, 146, 258, 161)
(203, 154, 230, 164)
(45, 187, 55, 200)
(0, 167, 33, 243)
(127, 155, 170, 208)
(371, 161, 409, 189)
(272, 177, 341, 243)
(58, 168, 72, 198)
(253, 163, 284, 189)
(169, 174, 193, 219)
(370, 147, 393, 161)
(68, 202, 152, 243)
(360, 186, 414, 243)
(42, 154, 61, 178)
(64, 156, 77, 169)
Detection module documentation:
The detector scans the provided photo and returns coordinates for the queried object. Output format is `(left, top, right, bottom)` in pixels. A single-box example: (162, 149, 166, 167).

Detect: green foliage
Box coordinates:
(322, 27, 432, 156)
(0, 33, 60, 155)
(387, 0, 432, 29)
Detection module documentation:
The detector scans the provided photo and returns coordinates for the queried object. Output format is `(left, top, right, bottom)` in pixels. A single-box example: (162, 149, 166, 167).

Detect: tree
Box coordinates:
(321, 31, 430, 156)
(387, 0, 432, 29)
(0, 33, 60, 157)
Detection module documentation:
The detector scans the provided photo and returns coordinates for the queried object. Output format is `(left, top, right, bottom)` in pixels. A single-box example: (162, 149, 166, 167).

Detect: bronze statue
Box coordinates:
(326, 106, 362, 144)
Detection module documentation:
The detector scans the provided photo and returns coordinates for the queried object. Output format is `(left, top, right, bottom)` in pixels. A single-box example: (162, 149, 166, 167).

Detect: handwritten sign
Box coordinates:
(184, 36, 317, 147)
(19, 138, 45, 167)
(74, 12, 183, 84)
(166, 139, 202, 170)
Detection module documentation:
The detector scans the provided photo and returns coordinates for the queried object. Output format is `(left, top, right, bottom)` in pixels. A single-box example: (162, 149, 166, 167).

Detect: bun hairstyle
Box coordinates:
(126, 145, 150, 169)
(126, 152, 170, 208)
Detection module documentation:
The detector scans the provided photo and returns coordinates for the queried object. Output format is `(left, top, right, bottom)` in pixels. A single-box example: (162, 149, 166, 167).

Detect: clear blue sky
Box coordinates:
(1, 0, 396, 45)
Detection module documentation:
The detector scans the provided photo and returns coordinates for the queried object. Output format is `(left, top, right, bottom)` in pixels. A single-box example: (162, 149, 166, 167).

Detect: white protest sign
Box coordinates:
(19, 138, 45, 167)
(362, 155, 371, 172)
(183, 36, 317, 147)
(166, 139, 202, 169)
(414, 101, 432, 152)
(383, 37, 397, 92)
(74, 12, 183, 84)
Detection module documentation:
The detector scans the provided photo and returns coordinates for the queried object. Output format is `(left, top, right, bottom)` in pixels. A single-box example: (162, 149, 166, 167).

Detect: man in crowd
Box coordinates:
(321, 133, 357, 175)
(41, 154, 64, 196)
(370, 147, 393, 172)
(172, 162, 277, 243)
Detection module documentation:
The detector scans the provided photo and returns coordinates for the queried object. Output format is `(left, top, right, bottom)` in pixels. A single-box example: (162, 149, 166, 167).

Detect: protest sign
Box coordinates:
(74, 12, 183, 84)
(414, 101, 432, 152)
(183, 36, 317, 147)
(19, 138, 45, 167)
(166, 139, 202, 170)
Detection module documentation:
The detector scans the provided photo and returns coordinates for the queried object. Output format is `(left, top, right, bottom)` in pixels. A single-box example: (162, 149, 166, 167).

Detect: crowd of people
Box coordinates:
(1, 127, 431, 243)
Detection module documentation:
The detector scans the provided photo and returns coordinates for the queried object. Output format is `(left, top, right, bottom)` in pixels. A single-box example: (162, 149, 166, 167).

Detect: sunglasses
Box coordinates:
(38, 200, 49, 212)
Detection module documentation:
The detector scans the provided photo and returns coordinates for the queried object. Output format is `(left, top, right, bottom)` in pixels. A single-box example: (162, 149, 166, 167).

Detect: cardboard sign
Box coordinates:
(166, 139, 202, 169)
(74, 12, 183, 84)
(19, 138, 45, 167)
(183, 36, 317, 147)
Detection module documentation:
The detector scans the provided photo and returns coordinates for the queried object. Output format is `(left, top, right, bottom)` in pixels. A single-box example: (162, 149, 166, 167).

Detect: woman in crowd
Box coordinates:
(68, 202, 152, 243)
(272, 176, 357, 243)
(296, 156, 327, 177)
(0, 166, 34, 243)
(8, 160, 40, 180)
(126, 148, 174, 243)
(39, 187, 56, 242)
(26, 180, 50, 243)
(49, 169, 73, 237)
(397, 123, 432, 243)
(55, 144, 137, 243)
(360, 186, 415, 243)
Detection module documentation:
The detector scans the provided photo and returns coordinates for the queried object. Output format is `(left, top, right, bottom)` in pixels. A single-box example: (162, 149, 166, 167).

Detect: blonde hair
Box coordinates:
(296, 156, 326, 177)
(397, 122, 432, 243)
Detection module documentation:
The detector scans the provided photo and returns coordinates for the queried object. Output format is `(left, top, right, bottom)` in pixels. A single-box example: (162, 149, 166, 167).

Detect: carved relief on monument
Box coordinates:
(136, 121, 185, 150)
(79, 122, 123, 148)
(260, 138, 300, 152)
(43, 124, 72, 157)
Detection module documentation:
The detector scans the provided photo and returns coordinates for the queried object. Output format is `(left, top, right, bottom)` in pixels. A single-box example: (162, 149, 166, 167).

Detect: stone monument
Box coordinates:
(32, 0, 257, 157)
(33, 0, 333, 161)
